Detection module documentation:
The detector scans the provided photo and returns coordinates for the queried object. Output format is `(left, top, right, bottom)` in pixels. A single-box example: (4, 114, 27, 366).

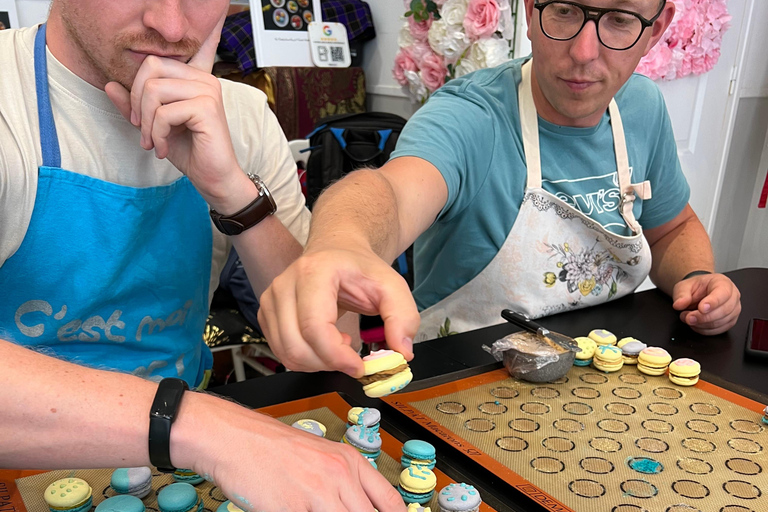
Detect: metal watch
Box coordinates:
(210, 173, 277, 236)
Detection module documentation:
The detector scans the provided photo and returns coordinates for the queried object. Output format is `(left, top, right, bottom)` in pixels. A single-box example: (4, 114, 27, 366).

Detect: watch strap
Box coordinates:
(210, 174, 277, 236)
(148, 378, 189, 472)
(682, 270, 713, 281)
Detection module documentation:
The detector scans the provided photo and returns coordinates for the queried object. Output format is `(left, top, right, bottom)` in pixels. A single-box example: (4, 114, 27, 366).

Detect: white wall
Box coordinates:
(15, 0, 49, 27)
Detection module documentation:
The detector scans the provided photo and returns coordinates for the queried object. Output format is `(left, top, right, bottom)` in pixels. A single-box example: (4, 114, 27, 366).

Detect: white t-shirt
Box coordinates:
(0, 26, 311, 300)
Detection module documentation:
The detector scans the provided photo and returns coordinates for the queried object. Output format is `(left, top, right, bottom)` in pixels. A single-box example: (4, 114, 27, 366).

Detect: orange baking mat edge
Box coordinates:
(257, 391, 497, 512)
(0, 470, 46, 512)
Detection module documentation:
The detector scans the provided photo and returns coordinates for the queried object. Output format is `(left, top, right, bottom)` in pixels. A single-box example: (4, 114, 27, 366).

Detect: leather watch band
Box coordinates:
(148, 378, 189, 472)
(682, 270, 713, 281)
(210, 173, 277, 236)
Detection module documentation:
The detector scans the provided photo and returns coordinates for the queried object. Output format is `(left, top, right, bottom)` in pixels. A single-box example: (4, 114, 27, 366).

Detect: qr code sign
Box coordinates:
(330, 46, 344, 62)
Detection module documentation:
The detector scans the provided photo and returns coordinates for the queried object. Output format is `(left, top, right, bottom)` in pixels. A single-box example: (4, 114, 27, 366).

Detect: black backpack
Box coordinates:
(304, 112, 407, 210)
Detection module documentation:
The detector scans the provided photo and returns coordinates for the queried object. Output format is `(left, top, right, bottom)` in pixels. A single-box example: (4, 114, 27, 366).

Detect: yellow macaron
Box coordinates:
(588, 329, 617, 346)
(668, 358, 701, 386)
(592, 345, 623, 373)
(573, 337, 597, 366)
(358, 350, 413, 398)
(44, 478, 93, 512)
(637, 347, 672, 376)
(617, 336, 641, 348)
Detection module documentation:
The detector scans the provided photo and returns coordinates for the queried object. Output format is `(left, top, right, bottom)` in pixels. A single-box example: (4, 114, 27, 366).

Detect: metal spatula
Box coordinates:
(501, 309, 579, 353)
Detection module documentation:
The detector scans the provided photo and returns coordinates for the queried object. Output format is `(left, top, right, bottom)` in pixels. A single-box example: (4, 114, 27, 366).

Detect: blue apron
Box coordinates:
(0, 25, 213, 387)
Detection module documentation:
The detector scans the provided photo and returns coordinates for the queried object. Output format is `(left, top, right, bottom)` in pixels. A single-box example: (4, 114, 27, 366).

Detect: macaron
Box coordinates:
(291, 419, 327, 437)
(398, 466, 437, 505)
(617, 336, 642, 349)
(592, 345, 623, 373)
(573, 337, 597, 366)
(620, 340, 647, 365)
(437, 483, 482, 512)
(763, 406, 768, 425)
(668, 358, 701, 386)
(408, 504, 432, 512)
(95, 495, 146, 512)
(588, 329, 617, 346)
(342, 425, 382, 460)
(357, 350, 413, 398)
(110, 467, 152, 499)
(44, 478, 93, 512)
(216, 501, 245, 512)
(172, 469, 204, 486)
(369, 458, 378, 470)
(157, 483, 203, 512)
(401, 440, 436, 470)
(347, 407, 381, 432)
(637, 347, 672, 376)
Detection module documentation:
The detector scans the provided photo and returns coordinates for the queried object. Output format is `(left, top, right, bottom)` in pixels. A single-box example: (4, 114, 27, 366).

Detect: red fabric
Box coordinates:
(759, 170, 768, 209)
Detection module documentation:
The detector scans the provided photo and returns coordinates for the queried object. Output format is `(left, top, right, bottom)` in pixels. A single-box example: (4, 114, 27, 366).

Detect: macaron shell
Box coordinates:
(44, 478, 93, 510)
(617, 337, 642, 348)
(588, 329, 617, 346)
(574, 337, 597, 360)
(157, 483, 200, 512)
(291, 419, 327, 437)
(363, 368, 413, 398)
(343, 425, 382, 453)
(402, 440, 436, 461)
(362, 350, 407, 375)
(95, 495, 146, 512)
(437, 483, 482, 512)
(347, 407, 381, 428)
(594, 345, 623, 362)
(110, 467, 152, 497)
(669, 358, 701, 377)
(399, 466, 437, 494)
(215, 501, 245, 512)
(638, 347, 672, 365)
(669, 374, 700, 386)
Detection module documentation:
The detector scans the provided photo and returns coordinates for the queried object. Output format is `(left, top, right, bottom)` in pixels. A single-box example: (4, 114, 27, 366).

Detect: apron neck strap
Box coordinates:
(34, 23, 62, 169)
(517, 59, 648, 235)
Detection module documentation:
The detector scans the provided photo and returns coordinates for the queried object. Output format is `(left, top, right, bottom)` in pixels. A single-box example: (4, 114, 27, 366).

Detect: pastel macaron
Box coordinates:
(407, 504, 432, 512)
(592, 345, 624, 373)
(437, 483, 482, 512)
(172, 469, 204, 486)
(95, 495, 146, 512)
(216, 501, 245, 512)
(347, 407, 381, 432)
(620, 340, 647, 365)
(342, 425, 382, 460)
(573, 337, 597, 366)
(588, 329, 617, 346)
(401, 439, 437, 469)
(763, 406, 768, 425)
(357, 350, 413, 398)
(617, 336, 642, 349)
(668, 358, 701, 386)
(157, 483, 203, 512)
(637, 347, 672, 376)
(110, 467, 153, 499)
(398, 466, 437, 505)
(291, 418, 327, 437)
(44, 478, 93, 512)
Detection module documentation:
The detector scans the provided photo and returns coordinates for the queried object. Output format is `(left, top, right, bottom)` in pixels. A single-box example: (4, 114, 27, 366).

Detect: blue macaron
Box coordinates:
(110, 467, 153, 499)
(401, 440, 436, 470)
(157, 483, 203, 512)
(95, 495, 146, 512)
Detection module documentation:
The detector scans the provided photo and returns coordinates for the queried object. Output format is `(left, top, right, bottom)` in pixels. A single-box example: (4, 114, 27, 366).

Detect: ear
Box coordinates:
(641, 1, 675, 56)
(525, 0, 536, 42)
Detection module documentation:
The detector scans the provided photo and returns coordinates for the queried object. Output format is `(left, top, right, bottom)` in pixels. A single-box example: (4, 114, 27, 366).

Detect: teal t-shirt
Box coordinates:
(390, 58, 690, 311)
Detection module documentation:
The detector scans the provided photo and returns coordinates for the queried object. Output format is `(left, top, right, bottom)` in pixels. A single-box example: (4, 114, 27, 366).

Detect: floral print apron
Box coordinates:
(416, 60, 652, 342)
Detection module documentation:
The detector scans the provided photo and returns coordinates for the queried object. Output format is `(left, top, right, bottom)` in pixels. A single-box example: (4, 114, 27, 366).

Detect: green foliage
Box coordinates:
(438, 317, 458, 338)
(405, 0, 441, 23)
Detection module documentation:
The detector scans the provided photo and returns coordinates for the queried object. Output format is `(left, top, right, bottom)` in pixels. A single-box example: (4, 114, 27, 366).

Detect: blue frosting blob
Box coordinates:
(157, 483, 200, 512)
(627, 457, 664, 474)
(95, 495, 146, 512)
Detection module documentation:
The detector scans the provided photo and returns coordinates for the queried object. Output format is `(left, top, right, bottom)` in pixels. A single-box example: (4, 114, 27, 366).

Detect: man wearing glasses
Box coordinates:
(257, 0, 742, 376)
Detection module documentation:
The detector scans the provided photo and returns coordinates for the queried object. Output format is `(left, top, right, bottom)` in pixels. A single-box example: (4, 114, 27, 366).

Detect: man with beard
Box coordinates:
(0, 2, 402, 511)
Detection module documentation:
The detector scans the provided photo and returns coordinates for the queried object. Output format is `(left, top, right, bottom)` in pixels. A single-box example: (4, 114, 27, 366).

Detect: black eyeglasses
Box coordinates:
(534, 1, 665, 51)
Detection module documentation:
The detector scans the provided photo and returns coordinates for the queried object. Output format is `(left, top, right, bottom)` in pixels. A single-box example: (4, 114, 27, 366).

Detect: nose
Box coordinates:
(142, 0, 190, 43)
(568, 19, 601, 64)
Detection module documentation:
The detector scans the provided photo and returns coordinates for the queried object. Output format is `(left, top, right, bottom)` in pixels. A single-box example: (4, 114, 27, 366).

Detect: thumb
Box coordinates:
(105, 82, 132, 123)
(189, 10, 227, 72)
(671, 279, 693, 311)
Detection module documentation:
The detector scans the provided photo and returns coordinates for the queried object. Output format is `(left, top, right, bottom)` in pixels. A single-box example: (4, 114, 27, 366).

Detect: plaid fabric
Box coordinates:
(322, 0, 376, 42)
(220, 11, 257, 75)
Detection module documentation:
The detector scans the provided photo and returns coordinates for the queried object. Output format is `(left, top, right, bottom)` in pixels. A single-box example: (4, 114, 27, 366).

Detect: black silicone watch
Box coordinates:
(148, 377, 189, 472)
(210, 173, 277, 236)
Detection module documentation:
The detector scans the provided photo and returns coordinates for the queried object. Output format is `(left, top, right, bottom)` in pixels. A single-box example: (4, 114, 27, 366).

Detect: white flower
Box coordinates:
(404, 69, 429, 103)
(455, 37, 511, 77)
(428, 19, 471, 62)
(398, 19, 414, 49)
(496, 0, 516, 41)
(441, 0, 470, 28)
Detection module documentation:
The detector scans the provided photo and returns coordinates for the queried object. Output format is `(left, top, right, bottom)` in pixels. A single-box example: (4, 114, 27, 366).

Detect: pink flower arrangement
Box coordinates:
(393, 0, 515, 103)
(636, 0, 731, 81)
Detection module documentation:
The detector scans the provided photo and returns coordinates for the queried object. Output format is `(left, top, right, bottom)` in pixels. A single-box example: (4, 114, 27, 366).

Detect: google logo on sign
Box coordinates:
(322, 25, 332, 36)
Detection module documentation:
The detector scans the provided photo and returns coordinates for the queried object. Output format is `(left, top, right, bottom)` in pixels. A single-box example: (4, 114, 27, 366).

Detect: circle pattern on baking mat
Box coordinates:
(464, 418, 495, 432)
(647, 402, 679, 416)
(509, 417, 540, 433)
(635, 437, 669, 453)
(722, 480, 761, 499)
(531, 386, 560, 399)
(682, 437, 716, 453)
(580, 373, 609, 385)
(598, 418, 630, 433)
(685, 419, 719, 434)
(542, 436, 575, 452)
(553, 418, 585, 433)
(619, 374, 647, 384)
(563, 402, 593, 415)
(478, 401, 507, 415)
(642, 418, 675, 433)
(653, 387, 684, 399)
(725, 458, 762, 475)
(605, 402, 636, 416)
(436, 401, 466, 414)
(620, 479, 659, 499)
(612, 387, 642, 400)
(490, 386, 519, 399)
(580, 456, 615, 474)
(589, 436, 622, 452)
(568, 479, 606, 498)
(520, 401, 551, 415)
(530, 456, 565, 474)
(727, 438, 762, 453)
(571, 387, 601, 399)
(729, 420, 763, 434)
(690, 402, 721, 416)
(496, 436, 528, 452)
(676, 457, 714, 475)
(671, 480, 710, 499)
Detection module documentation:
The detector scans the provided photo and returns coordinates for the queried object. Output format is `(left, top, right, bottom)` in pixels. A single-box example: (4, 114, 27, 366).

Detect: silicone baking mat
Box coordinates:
(382, 366, 767, 512)
(0, 392, 495, 512)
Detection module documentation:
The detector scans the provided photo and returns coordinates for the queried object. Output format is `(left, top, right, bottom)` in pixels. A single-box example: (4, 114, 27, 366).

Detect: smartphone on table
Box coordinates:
(745, 318, 768, 360)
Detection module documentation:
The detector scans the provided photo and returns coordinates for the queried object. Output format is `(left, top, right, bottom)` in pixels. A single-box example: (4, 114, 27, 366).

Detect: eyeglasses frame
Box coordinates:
(533, 0, 666, 51)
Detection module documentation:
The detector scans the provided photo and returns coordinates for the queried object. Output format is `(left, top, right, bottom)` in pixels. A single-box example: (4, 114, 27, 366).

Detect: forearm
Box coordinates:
(307, 169, 403, 263)
(0, 339, 156, 468)
(230, 215, 304, 298)
(649, 216, 714, 296)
